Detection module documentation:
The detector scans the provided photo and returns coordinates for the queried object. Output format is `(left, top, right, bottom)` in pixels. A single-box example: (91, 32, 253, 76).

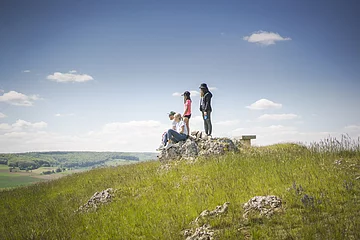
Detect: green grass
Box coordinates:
(0, 139, 359, 239)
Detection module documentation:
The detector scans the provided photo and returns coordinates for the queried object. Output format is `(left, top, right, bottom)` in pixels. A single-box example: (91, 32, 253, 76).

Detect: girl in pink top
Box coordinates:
(182, 91, 192, 135)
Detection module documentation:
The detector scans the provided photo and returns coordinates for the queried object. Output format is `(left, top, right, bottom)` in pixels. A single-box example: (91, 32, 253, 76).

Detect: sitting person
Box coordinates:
(164, 113, 188, 149)
(157, 111, 177, 151)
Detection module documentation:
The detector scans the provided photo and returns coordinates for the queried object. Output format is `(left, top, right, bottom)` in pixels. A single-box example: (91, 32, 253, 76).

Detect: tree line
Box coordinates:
(0, 152, 143, 170)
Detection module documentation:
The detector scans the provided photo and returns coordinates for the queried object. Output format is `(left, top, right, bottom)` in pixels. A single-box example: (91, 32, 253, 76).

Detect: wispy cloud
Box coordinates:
(0, 112, 7, 118)
(47, 70, 94, 83)
(172, 90, 200, 97)
(0, 119, 47, 133)
(258, 113, 299, 121)
(344, 125, 360, 132)
(0, 91, 40, 106)
(243, 31, 291, 46)
(55, 113, 75, 117)
(246, 99, 282, 110)
(23, 70, 31, 73)
(12, 119, 47, 130)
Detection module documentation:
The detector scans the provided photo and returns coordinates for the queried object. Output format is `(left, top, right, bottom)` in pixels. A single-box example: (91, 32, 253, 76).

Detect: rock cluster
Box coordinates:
(183, 202, 230, 240)
(184, 224, 214, 240)
(194, 202, 230, 223)
(158, 131, 239, 163)
(77, 188, 114, 212)
(243, 195, 282, 218)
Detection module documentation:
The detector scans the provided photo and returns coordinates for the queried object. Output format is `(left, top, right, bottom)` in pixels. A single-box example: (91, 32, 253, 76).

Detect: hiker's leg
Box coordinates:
(202, 111, 209, 135)
(184, 117, 190, 135)
(162, 132, 168, 145)
(167, 129, 180, 143)
(206, 112, 212, 136)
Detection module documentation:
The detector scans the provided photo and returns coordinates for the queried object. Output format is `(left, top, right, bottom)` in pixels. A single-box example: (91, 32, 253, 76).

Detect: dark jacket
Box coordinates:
(200, 91, 212, 112)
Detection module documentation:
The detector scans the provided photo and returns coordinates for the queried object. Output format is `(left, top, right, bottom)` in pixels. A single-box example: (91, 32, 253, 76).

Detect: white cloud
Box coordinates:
(258, 114, 298, 121)
(232, 125, 298, 136)
(23, 70, 31, 73)
(47, 71, 93, 83)
(246, 99, 282, 110)
(55, 113, 75, 117)
(344, 125, 360, 131)
(0, 112, 6, 118)
(172, 90, 200, 97)
(11, 119, 47, 131)
(0, 120, 47, 134)
(172, 87, 217, 98)
(190, 90, 200, 96)
(1, 117, 358, 153)
(243, 31, 291, 46)
(0, 119, 169, 152)
(0, 123, 11, 130)
(0, 91, 40, 106)
(229, 125, 340, 146)
(215, 120, 241, 126)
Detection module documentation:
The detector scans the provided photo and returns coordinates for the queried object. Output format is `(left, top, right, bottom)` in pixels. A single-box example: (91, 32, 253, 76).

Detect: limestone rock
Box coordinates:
(183, 202, 230, 240)
(195, 202, 230, 223)
(243, 195, 282, 218)
(77, 188, 114, 213)
(184, 224, 214, 240)
(158, 131, 239, 163)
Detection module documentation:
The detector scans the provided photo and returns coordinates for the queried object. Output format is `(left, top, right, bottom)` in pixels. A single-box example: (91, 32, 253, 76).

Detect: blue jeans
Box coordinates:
(165, 129, 187, 144)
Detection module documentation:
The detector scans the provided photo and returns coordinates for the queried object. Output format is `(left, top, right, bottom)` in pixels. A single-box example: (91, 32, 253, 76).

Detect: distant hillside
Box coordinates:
(0, 151, 158, 170)
(0, 140, 359, 239)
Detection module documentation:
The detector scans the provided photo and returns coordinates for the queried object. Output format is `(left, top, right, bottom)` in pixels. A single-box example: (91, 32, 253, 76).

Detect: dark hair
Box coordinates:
(200, 87, 209, 97)
(183, 93, 191, 103)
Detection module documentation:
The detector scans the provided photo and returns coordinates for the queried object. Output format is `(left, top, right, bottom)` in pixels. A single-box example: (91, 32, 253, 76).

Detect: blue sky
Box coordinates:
(0, 0, 359, 152)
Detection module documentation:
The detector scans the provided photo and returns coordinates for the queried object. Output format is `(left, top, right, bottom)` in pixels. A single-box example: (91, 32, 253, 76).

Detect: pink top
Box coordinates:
(184, 99, 192, 116)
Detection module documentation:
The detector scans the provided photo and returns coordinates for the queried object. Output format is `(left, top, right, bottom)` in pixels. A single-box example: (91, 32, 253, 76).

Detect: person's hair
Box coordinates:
(200, 87, 208, 97)
(183, 94, 192, 103)
(174, 113, 182, 120)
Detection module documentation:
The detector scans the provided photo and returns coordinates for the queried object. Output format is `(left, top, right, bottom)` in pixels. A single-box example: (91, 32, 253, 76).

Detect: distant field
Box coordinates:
(0, 166, 42, 189)
(0, 159, 145, 189)
(0, 164, 85, 189)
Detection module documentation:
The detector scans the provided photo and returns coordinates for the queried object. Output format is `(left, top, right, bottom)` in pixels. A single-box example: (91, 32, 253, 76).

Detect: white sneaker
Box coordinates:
(156, 144, 165, 151)
(165, 143, 174, 150)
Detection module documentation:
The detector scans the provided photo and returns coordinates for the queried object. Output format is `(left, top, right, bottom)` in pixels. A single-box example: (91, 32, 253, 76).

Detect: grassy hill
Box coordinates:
(0, 138, 359, 239)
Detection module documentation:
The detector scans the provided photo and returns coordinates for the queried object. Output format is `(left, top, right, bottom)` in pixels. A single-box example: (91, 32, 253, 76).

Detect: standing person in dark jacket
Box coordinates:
(199, 83, 213, 136)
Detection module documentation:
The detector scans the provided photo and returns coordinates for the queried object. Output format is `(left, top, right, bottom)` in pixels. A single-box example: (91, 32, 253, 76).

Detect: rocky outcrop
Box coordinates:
(184, 224, 214, 240)
(243, 195, 282, 218)
(158, 131, 240, 163)
(77, 188, 114, 213)
(194, 202, 230, 223)
(183, 202, 230, 240)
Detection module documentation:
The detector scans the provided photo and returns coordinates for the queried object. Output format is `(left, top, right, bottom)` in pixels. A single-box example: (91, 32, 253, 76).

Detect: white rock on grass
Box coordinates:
(77, 188, 114, 213)
(183, 202, 230, 240)
(243, 195, 282, 218)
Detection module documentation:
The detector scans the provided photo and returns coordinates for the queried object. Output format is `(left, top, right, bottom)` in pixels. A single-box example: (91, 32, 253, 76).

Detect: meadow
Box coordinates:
(0, 137, 359, 239)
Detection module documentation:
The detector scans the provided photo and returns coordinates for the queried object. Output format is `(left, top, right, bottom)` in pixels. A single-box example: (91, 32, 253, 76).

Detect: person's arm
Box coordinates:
(179, 125, 185, 134)
(204, 93, 212, 113)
